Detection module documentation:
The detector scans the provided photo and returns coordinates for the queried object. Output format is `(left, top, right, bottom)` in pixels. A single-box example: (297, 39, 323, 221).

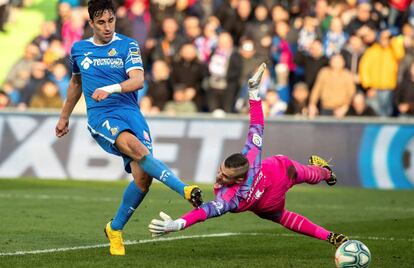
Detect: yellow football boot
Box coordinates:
(104, 221, 125, 256)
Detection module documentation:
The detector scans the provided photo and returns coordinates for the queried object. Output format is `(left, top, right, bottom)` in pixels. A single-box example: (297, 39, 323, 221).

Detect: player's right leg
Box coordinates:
(105, 161, 151, 256)
(115, 131, 203, 207)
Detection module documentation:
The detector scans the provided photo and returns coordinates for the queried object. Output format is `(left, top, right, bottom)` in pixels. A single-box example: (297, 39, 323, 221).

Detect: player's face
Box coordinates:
(89, 10, 116, 44)
(216, 163, 243, 186)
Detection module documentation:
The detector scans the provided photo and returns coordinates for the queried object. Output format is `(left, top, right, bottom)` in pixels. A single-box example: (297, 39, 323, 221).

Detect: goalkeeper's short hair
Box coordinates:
(224, 153, 249, 179)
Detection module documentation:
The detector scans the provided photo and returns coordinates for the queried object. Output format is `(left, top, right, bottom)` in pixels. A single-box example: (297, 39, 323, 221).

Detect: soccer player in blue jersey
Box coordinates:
(55, 0, 203, 256)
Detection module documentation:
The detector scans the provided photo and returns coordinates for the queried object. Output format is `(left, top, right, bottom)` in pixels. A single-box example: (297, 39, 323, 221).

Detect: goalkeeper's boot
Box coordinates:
(328, 232, 349, 248)
(308, 155, 337, 186)
(184, 185, 203, 207)
(104, 221, 125, 256)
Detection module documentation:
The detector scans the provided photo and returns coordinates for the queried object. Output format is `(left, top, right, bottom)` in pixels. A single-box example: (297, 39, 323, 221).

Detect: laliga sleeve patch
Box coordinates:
(252, 133, 262, 147)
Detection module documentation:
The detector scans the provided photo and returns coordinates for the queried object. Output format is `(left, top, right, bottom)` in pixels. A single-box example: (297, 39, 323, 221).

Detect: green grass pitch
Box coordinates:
(0, 179, 413, 267)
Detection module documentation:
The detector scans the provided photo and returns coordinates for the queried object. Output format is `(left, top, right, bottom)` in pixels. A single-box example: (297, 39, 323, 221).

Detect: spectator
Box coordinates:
(206, 32, 241, 113)
(262, 90, 286, 117)
(183, 16, 202, 42)
(42, 38, 66, 67)
(397, 23, 414, 83)
(171, 43, 207, 111)
(286, 82, 309, 116)
(359, 29, 404, 116)
(0, 0, 9, 32)
(115, 5, 132, 36)
(19, 61, 47, 108)
(275, 63, 290, 103)
(0, 90, 10, 109)
(395, 61, 414, 116)
(49, 62, 70, 99)
(127, 0, 151, 47)
(1, 81, 18, 105)
(61, 8, 84, 54)
(29, 81, 63, 109)
(152, 17, 186, 65)
(271, 20, 295, 72)
(297, 16, 321, 53)
(32, 21, 57, 55)
(194, 16, 219, 64)
(139, 95, 160, 115)
(309, 54, 356, 118)
(346, 92, 377, 116)
(232, 0, 252, 44)
(295, 39, 329, 90)
(215, 0, 239, 42)
(324, 17, 348, 57)
(164, 85, 198, 115)
(315, 0, 331, 34)
(341, 34, 365, 90)
(146, 60, 173, 111)
(5, 43, 40, 92)
(388, 0, 413, 28)
(345, 2, 378, 35)
(271, 4, 289, 24)
(245, 4, 272, 61)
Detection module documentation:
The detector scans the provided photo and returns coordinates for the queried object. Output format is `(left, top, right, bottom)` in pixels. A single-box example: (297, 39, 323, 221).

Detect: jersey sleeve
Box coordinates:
(239, 99, 264, 198)
(180, 193, 239, 229)
(124, 40, 144, 74)
(70, 45, 80, 75)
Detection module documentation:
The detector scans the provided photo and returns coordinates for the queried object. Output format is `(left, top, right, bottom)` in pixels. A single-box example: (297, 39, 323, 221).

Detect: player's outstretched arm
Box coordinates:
(92, 69, 144, 102)
(56, 74, 82, 138)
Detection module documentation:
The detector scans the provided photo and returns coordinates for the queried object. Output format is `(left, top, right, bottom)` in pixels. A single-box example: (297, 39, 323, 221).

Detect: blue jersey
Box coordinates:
(70, 33, 144, 119)
(70, 33, 152, 173)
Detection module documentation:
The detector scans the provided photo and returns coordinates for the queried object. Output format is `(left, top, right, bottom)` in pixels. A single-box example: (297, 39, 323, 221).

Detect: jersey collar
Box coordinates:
(87, 33, 122, 46)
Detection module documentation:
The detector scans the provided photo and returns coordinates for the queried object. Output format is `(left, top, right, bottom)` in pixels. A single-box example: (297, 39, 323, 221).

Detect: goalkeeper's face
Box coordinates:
(216, 163, 248, 186)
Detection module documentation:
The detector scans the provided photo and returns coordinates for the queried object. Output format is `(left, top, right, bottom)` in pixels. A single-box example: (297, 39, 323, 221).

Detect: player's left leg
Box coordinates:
(276, 209, 348, 247)
(105, 161, 151, 255)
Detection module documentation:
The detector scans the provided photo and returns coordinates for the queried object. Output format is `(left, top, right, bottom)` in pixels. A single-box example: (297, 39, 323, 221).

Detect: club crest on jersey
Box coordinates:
(108, 48, 117, 57)
(252, 133, 262, 147)
(110, 127, 119, 136)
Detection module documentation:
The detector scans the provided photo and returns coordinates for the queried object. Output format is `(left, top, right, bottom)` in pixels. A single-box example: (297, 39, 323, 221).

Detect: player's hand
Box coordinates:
(148, 212, 186, 237)
(92, 89, 110, 102)
(55, 117, 69, 138)
(248, 63, 266, 100)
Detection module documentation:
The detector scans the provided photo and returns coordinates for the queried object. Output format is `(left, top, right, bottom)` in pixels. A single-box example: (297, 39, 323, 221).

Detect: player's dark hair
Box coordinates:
(88, 0, 116, 21)
(224, 153, 249, 179)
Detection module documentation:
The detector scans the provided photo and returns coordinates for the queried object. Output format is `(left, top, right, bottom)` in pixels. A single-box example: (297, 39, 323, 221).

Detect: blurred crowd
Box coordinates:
(2, 0, 414, 118)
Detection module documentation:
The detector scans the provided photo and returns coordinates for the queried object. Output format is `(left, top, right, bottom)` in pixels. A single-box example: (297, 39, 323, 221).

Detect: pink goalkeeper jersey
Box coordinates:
(182, 99, 280, 228)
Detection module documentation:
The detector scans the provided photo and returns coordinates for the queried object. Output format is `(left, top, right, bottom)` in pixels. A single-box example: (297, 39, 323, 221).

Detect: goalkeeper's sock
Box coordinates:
(111, 181, 146, 230)
(138, 154, 186, 197)
(290, 159, 330, 185)
(278, 209, 330, 240)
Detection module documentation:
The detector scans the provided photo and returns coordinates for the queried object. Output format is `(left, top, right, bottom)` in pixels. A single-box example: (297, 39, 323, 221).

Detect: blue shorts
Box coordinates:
(87, 108, 153, 173)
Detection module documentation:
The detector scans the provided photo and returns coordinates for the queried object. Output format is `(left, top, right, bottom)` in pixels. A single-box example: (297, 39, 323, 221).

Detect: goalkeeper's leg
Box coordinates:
(277, 209, 348, 247)
(277, 209, 330, 240)
(289, 159, 332, 185)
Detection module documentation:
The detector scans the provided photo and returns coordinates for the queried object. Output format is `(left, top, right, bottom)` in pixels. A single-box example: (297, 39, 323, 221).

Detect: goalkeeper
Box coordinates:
(149, 63, 349, 248)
